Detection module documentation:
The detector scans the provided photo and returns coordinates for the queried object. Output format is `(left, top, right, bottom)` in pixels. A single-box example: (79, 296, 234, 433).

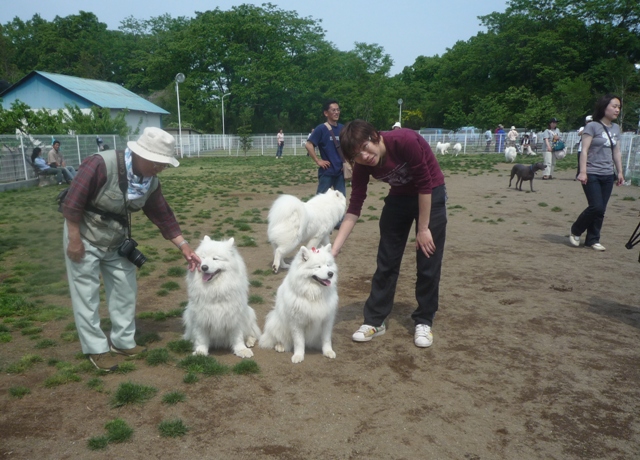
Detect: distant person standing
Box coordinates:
(507, 126, 518, 147)
(575, 115, 593, 179)
(484, 129, 492, 152)
(305, 99, 346, 197)
(276, 129, 284, 159)
(542, 117, 562, 180)
(48, 139, 76, 179)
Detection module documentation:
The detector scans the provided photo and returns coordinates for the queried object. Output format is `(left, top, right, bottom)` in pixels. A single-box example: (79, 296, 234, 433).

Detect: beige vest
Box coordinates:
(80, 150, 158, 251)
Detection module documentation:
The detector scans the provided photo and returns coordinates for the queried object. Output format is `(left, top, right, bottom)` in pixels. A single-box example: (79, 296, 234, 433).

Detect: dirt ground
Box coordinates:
(1, 161, 639, 459)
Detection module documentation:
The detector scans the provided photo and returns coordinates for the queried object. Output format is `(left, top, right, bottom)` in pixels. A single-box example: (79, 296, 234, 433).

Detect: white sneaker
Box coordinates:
(589, 243, 606, 251)
(569, 232, 580, 247)
(352, 324, 386, 342)
(414, 324, 433, 348)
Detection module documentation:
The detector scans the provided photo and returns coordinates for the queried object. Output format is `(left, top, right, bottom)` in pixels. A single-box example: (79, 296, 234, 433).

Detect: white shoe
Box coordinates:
(589, 243, 606, 251)
(414, 324, 433, 348)
(352, 324, 386, 342)
(569, 232, 580, 247)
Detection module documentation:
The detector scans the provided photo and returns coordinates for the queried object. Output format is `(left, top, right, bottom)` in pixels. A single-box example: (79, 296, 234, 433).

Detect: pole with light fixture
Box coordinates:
(175, 73, 185, 158)
(398, 98, 403, 126)
(222, 92, 231, 151)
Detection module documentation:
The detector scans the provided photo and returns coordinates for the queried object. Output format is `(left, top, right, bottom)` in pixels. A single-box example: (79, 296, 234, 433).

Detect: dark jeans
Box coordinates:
(276, 142, 283, 158)
(571, 174, 614, 246)
(363, 185, 447, 328)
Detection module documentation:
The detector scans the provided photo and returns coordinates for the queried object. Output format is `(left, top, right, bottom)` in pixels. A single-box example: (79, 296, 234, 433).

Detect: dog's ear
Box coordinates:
(203, 235, 211, 242)
(300, 246, 310, 262)
(226, 237, 235, 246)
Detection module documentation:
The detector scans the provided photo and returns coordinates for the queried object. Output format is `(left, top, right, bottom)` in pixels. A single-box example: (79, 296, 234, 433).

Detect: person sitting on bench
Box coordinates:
(31, 147, 73, 184)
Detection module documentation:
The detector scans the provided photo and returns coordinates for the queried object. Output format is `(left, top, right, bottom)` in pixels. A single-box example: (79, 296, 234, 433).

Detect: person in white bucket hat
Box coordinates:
(61, 127, 201, 371)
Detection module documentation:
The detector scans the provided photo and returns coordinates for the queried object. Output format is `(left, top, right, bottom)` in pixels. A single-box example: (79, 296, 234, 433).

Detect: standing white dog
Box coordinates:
(436, 142, 450, 155)
(260, 244, 338, 364)
(267, 189, 346, 273)
(183, 236, 261, 358)
(505, 146, 517, 162)
(452, 143, 462, 156)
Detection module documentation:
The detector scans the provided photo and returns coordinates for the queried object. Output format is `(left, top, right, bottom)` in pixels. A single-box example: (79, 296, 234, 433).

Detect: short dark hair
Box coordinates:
(322, 99, 339, 112)
(339, 119, 381, 162)
(592, 94, 621, 122)
(53, 140, 60, 146)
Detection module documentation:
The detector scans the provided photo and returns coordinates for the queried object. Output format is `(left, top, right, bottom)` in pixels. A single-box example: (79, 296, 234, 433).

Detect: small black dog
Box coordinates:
(509, 162, 546, 192)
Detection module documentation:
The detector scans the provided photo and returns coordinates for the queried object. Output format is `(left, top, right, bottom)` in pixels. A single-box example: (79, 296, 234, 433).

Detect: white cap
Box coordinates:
(392, 122, 402, 129)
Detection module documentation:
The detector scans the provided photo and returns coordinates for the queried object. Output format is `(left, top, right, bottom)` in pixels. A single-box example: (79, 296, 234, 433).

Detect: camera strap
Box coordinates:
(115, 150, 131, 238)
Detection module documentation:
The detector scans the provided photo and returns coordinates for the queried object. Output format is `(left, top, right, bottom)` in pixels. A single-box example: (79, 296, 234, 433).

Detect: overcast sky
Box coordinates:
(2, 0, 509, 75)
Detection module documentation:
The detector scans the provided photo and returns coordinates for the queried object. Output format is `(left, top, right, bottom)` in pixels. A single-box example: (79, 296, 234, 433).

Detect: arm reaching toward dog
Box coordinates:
(331, 213, 359, 258)
(171, 236, 201, 271)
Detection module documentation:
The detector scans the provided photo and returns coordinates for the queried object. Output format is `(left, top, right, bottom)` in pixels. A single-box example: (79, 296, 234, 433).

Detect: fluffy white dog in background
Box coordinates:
(436, 142, 450, 155)
(505, 146, 517, 162)
(452, 143, 462, 156)
(183, 236, 261, 358)
(260, 244, 338, 364)
(267, 189, 346, 273)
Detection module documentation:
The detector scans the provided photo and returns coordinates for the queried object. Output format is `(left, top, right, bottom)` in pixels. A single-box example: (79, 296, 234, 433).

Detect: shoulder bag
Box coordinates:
(325, 122, 352, 180)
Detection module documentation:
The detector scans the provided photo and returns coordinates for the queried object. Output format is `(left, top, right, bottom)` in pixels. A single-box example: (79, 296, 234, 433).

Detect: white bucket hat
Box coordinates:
(392, 122, 402, 129)
(127, 127, 179, 167)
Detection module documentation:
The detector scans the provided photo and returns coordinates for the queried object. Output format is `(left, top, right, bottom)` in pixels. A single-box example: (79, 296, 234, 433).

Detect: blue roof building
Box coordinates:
(0, 71, 170, 132)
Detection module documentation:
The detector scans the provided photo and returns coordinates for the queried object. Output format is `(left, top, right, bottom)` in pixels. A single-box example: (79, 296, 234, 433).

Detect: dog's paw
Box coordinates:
(235, 347, 254, 358)
(245, 336, 257, 348)
(323, 349, 336, 359)
(272, 264, 279, 274)
(275, 343, 285, 353)
(193, 346, 208, 356)
(291, 353, 304, 364)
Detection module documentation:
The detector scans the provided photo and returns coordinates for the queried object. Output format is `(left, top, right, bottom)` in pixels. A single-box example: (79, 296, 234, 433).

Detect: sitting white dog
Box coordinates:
(260, 244, 338, 364)
(505, 146, 517, 162)
(183, 237, 261, 358)
(452, 143, 462, 156)
(436, 142, 450, 155)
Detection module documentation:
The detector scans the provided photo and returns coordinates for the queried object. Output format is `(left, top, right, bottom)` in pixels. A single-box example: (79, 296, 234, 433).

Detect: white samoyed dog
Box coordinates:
(452, 143, 462, 156)
(505, 146, 517, 162)
(436, 142, 450, 155)
(267, 189, 346, 273)
(260, 244, 338, 364)
(183, 236, 261, 358)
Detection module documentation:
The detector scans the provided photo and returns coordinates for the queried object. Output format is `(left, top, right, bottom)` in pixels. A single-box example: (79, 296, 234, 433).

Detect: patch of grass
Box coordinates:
(87, 436, 109, 450)
(60, 331, 79, 342)
(44, 370, 82, 388)
(9, 386, 31, 398)
(0, 324, 10, 333)
(162, 391, 186, 405)
(34, 338, 57, 349)
(167, 266, 187, 277)
(249, 279, 263, 287)
(113, 361, 137, 374)
(551, 206, 562, 212)
(183, 372, 199, 384)
(146, 348, 170, 366)
(538, 202, 548, 207)
(104, 418, 134, 443)
(167, 339, 192, 354)
(178, 354, 230, 376)
(156, 289, 169, 297)
(86, 377, 105, 391)
(237, 235, 257, 247)
(248, 295, 264, 304)
(110, 381, 158, 408)
(160, 281, 181, 291)
(158, 418, 189, 438)
(0, 332, 12, 343)
(6, 354, 43, 374)
(232, 360, 260, 375)
(136, 332, 161, 345)
(622, 196, 636, 201)
(252, 269, 273, 276)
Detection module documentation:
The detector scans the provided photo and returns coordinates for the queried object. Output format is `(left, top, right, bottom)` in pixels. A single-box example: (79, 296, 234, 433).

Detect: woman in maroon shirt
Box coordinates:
(334, 120, 447, 348)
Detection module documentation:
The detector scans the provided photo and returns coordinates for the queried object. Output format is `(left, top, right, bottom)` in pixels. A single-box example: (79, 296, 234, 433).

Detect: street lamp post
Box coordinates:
(222, 92, 231, 150)
(397, 98, 403, 126)
(175, 73, 185, 158)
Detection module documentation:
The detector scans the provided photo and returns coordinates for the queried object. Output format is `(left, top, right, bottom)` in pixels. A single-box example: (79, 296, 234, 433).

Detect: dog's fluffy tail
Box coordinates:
(267, 195, 307, 246)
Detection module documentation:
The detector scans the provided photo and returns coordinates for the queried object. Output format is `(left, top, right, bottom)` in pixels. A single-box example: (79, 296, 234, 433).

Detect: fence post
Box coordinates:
(261, 137, 264, 156)
(20, 136, 29, 180)
(76, 136, 82, 165)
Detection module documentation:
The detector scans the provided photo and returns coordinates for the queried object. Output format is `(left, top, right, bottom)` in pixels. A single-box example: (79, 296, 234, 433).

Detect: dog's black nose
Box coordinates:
(327, 271, 333, 278)
(201, 265, 208, 272)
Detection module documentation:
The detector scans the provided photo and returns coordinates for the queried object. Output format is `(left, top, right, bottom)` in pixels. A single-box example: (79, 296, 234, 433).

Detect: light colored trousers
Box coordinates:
(543, 150, 556, 177)
(63, 221, 138, 354)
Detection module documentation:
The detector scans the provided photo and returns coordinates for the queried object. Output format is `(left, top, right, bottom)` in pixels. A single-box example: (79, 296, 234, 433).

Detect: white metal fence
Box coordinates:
(2, 131, 640, 185)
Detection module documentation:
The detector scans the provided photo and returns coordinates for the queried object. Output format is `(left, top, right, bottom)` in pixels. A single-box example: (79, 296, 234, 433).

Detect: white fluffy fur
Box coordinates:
(260, 244, 338, 364)
(452, 143, 462, 156)
(523, 145, 535, 156)
(267, 189, 346, 273)
(505, 146, 517, 162)
(436, 142, 450, 155)
(183, 236, 261, 358)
